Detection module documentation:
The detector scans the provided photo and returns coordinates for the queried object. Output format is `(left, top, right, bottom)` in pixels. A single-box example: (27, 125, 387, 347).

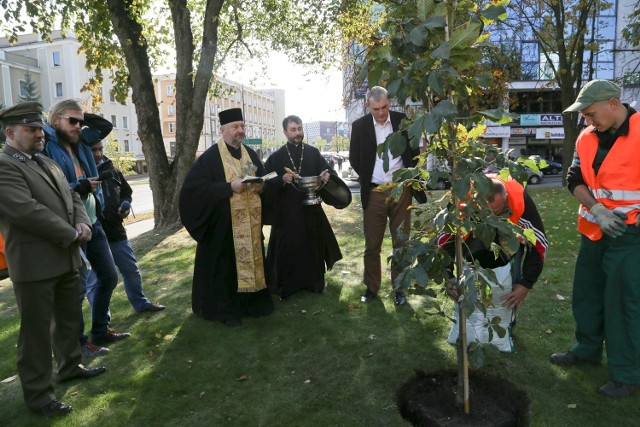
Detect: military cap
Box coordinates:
(0, 102, 46, 128)
(564, 80, 621, 113)
(219, 108, 244, 125)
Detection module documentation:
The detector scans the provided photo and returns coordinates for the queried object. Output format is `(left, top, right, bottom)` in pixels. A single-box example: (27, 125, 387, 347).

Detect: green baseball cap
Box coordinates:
(563, 80, 621, 113)
(0, 101, 45, 128)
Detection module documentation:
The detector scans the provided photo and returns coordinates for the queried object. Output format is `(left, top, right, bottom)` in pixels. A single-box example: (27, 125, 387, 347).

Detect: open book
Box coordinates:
(242, 171, 277, 183)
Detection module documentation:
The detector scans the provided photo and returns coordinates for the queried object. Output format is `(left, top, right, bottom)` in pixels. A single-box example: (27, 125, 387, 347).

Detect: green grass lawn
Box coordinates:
(0, 188, 636, 426)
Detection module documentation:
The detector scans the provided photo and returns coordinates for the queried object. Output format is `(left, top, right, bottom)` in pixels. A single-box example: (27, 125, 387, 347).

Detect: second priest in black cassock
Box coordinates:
(263, 115, 343, 300)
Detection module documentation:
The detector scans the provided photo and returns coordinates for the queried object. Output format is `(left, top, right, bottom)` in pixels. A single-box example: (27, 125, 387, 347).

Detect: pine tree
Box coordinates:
(18, 70, 40, 102)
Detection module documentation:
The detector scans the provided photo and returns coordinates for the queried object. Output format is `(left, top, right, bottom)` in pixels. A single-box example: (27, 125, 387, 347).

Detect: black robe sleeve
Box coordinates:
(179, 145, 234, 243)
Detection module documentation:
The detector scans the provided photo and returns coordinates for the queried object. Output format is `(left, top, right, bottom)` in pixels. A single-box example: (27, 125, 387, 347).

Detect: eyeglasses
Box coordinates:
(61, 115, 85, 127)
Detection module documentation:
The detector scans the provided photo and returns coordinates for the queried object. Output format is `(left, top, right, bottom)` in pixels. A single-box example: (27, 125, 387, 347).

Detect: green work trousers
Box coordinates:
(571, 226, 640, 384)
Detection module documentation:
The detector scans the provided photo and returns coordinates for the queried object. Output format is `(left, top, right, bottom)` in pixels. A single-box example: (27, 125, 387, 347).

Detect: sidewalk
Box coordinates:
(126, 218, 155, 239)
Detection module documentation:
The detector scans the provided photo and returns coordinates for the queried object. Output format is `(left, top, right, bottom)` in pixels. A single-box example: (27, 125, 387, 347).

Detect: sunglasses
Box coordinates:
(61, 115, 85, 127)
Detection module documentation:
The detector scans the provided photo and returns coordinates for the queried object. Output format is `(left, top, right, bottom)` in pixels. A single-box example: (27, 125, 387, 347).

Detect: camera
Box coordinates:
(97, 170, 114, 181)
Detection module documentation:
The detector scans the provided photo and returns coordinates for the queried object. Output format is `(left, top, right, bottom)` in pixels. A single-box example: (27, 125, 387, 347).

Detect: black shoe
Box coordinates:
(360, 290, 376, 303)
(34, 400, 72, 417)
(550, 351, 578, 365)
(224, 318, 242, 327)
(394, 293, 407, 306)
(142, 302, 165, 312)
(60, 366, 107, 383)
(598, 380, 639, 398)
(92, 329, 131, 346)
(549, 351, 599, 366)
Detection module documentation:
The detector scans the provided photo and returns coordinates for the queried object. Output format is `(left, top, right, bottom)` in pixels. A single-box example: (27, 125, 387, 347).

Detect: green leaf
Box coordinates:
(482, 5, 507, 22)
(491, 323, 507, 339)
(408, 115, 425, 147)
(523, 228, 537, 245)
(475, 72, 494, 88)
(453, 177, 471, 200)
(449, 22, 482, 50)
(479, 108, 517, 124)
(424, 111, 440, 134)
(387, 78, 402, 98)
(468, 342, 485, 368)
(387, 132, 407, 158)
(428, 71, 444, 96)
(433, 99, 457, 120)
(424, 16, 447, 29)
(409, 25, 428, 47)
(430, 41, 451, 60)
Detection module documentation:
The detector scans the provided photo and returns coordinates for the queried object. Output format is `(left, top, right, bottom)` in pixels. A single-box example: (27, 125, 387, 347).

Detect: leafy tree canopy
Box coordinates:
(1, 0, 364, 227)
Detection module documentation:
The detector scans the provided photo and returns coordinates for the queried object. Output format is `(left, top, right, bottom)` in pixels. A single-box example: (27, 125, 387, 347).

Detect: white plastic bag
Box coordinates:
(447, 264, 514, 353)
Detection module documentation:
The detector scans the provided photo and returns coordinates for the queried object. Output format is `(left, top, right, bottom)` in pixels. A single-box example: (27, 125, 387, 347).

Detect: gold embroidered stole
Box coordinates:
(218, 142, 266, 292)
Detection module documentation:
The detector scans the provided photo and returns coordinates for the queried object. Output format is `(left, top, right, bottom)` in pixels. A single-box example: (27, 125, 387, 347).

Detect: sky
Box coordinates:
(222, 52, 346, 123)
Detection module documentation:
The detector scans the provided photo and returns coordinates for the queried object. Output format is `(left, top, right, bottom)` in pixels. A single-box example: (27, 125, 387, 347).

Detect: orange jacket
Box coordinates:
(576, 113, 640, 241)
(0, 233, 7, 271)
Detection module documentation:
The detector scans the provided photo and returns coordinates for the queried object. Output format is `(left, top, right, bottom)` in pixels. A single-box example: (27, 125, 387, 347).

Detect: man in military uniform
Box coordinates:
(0, 102, 106, 416)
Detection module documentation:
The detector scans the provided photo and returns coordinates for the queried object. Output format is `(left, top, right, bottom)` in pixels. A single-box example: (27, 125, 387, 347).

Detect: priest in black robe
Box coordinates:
(179, 108, 274, 327)
(263, 115, 342, 300)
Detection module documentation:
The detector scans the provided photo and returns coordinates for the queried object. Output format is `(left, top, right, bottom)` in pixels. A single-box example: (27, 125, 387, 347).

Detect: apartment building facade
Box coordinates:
(155, 74, 284, 157)
(0, 31, 144, 170)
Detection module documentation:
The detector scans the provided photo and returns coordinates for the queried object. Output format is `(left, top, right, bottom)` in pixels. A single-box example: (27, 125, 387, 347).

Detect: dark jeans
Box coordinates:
(79, 223, 118, 342)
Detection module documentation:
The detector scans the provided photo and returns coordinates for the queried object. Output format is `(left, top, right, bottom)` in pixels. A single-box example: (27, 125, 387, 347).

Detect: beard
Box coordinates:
(288, 136, 303, 145)
(56, 128, 80, 145)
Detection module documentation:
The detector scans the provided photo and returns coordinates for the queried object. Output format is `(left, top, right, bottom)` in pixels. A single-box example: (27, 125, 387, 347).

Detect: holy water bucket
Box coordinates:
(292, 175, 325, 205)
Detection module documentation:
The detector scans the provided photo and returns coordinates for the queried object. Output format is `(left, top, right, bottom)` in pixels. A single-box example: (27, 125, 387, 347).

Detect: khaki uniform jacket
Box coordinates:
(0, 144, 90, 282)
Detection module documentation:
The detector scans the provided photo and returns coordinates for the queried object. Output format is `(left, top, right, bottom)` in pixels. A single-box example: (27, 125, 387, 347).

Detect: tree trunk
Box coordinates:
(105, 0, 224, 229)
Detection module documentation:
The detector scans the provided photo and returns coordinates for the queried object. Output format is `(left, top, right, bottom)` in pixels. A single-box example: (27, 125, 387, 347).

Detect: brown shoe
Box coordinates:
(92, 329, 131, 346)
(598, 381, 639, 398)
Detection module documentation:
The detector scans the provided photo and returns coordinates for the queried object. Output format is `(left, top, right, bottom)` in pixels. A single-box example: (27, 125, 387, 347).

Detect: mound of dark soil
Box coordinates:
(396, 369, 530, 427)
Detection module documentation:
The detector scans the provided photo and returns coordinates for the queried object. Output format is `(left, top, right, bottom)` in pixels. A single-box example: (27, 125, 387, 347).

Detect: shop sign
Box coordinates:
(535, 127, 565, 139)
(540, 114, 563, 126)
(511, 127, 536, 135)
(520, 114, 540, 126)
(483, 126, 511, 138)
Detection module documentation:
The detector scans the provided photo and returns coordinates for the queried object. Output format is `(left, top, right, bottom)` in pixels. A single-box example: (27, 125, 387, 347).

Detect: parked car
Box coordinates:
(540, 160, 562, 175)
(483, 166, 543, 185)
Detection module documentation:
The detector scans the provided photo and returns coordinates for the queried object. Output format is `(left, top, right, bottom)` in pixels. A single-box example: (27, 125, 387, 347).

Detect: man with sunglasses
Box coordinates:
(44, 99, 130, 356)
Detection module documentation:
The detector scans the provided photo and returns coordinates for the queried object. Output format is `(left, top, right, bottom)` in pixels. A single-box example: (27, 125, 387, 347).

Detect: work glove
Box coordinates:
(590, 203, 628, 238)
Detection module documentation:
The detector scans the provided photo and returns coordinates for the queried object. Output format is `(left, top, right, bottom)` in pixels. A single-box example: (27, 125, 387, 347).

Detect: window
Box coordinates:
(55, 82, 63, 97)
(168, 104, 175, 115)
(19, 80, 28, 97)
(111, 115, 117, 128)
(167, 85, 174, 96)
(123, 116, 129, 129)
(169, 122, 176, 133)
(109, 93, 116, 103)
(124, 139, 130, 152)
(52, 51, 61, 67)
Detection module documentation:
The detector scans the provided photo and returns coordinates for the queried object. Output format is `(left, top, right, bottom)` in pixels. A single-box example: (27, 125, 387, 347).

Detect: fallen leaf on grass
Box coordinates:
(555, 294, 566, 301)
(367, 352, 374, 358)
(70, 391, 79, 397)
(155, 333, 162, 339)
(348, 303, 357, 310)
(163, 334, 174, 341)
(301, 310, 307, 314)
(368, 334, 376, 340)
(235, 375, 250, 382)
(199, 391, 205, 399)
(567, 403, 577, 409)
(1, 375, 17, 383)
(304, 379, 311, 384)
(546, 329, 553, 334)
